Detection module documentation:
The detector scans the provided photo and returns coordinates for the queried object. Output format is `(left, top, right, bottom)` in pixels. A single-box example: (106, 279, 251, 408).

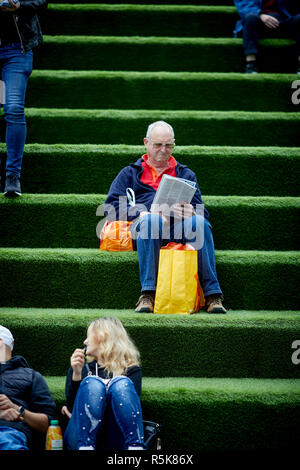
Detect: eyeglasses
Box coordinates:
(149, 140, 175, 151)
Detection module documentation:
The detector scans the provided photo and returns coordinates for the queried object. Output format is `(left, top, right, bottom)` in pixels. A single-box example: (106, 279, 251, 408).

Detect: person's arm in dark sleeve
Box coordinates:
(65, 367, 81, 413)
(27, 371, 57, 432)
(126, 366, 142, 396)
(18, 0, 48, 13)
(104, 168, 142, 222)
(183, 169, 209, 220)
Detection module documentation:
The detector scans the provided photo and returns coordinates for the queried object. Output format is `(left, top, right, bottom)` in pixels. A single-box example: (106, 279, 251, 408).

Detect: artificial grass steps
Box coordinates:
(34, 35, 298, 73)
(43, 4, 239, 38)
(0, 194, 298, 251)
(18, 108, 300, 147)
(46, 376, 300, 450)
(28, 70, 299, 112)
(1, 308, 299, 379)
(0, 249, 299, 310)
(13, 144, 300, 197)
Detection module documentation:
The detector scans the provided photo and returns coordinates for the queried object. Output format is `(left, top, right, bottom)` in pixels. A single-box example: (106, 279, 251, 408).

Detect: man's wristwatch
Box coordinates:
(18, 405, 25, 418)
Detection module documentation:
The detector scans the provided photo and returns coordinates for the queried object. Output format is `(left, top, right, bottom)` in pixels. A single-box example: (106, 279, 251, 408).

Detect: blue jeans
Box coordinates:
(131, 213, 222, 297)
(64, 376, 145, 450)
(0, 43, 33, 178)
(0, 426, 29, 450)
(242, 13, 300, 56)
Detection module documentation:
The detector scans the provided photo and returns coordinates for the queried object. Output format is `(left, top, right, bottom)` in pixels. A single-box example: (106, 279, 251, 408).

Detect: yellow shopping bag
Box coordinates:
(154, 243, 205, 314)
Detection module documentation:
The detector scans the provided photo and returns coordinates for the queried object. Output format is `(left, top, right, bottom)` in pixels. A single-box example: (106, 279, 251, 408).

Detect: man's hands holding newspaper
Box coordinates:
(140, 202, 194, 224)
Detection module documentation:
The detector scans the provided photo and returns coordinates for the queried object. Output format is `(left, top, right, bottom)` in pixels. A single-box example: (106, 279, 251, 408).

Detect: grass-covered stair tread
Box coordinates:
(34, 36, 297, 73)
(0, 194, 298, 250)
(46, 375, 300, 450)
(12, 144, 300, 197)
(43, 4, 239, 38)
(20, 108, 300, 147)
(0, 249, 299, 310)
(1, 308, 299, 379)
(27, 70, 299, 112)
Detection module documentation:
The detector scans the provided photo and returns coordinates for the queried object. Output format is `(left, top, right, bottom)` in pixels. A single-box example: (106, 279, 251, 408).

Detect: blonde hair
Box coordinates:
(88, 317, 140, 376)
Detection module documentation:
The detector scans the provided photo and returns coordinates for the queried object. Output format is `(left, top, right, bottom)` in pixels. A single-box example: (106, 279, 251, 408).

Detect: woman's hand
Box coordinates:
(61, 405, 72, 419)
(70, 348, 85, 381)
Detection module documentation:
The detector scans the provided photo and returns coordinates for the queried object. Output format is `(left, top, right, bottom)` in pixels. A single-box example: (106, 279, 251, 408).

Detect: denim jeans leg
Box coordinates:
(64, 376, 107, 450)
(0, 426, 29, 450)
(0, 46, 33, 178)
(107, 376, 144, 449)
(133, 213, 165, 291)
(242, 13, 261, 56)
(173, 215, 222, 297)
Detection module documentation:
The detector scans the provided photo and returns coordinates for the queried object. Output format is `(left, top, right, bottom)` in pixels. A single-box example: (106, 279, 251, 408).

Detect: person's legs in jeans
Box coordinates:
(0, 426, 29, 450)
(0, 44, 33, 190)
(107, 376, 144, 450)
(64, 376, 107, 450)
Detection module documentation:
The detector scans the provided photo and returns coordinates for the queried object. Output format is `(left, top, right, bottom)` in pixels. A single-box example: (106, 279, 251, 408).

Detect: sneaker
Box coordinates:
(4, 173, 22, 197)
(205, 294, 227, 314)
(135, 293, 155, 313)
(245, 61, 257, 74)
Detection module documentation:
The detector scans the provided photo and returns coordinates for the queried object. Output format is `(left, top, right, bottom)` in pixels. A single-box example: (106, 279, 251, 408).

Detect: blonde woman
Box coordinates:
(63, 317, 145, 450)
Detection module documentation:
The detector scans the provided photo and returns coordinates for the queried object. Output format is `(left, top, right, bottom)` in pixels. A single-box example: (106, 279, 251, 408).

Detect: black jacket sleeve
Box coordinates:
(19, 0, 48, 14)
(30, 371, 57, 422)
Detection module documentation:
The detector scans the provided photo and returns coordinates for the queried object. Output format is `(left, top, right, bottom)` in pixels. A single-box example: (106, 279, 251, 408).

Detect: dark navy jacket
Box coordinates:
(0, 0, 47, 52)
(233, 0, 292, 36)
(104, 157, 209, 222)
(0, 356, 57, 444)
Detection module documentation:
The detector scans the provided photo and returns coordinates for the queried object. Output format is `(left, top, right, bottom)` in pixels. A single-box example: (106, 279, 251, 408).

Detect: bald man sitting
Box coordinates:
(104, 121, 226, 314)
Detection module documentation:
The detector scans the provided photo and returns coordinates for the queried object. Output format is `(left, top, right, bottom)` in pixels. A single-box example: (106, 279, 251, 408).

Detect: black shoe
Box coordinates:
(4, 173, 22, 197)
(245, 61, 257, 74)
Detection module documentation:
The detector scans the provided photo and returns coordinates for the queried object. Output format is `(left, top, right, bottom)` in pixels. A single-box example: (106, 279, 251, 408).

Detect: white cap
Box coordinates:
(0, 325, 14, 351)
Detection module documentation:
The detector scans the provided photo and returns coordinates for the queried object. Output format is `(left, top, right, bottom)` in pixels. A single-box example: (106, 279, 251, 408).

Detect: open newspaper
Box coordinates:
(151, 174, 196, 208)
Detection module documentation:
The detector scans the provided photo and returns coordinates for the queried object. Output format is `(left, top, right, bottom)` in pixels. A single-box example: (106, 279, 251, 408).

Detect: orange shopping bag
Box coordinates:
(100, 220, 133, 252)
(154, 243, 205, 314)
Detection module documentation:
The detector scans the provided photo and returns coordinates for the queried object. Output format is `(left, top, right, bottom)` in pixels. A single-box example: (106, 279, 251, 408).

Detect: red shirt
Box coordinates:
(262, 0, 280, 13)
(140, 154, 177, 190)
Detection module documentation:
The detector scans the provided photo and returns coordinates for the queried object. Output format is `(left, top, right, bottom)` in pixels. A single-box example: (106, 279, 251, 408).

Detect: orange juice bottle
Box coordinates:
(45, 420, 63, 450)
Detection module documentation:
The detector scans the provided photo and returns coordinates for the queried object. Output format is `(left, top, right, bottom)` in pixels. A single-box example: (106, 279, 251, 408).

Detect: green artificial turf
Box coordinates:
(0, 249, 298, 310)
(2, 143, 298, 197)
(1, 309, 299, 379)
(45, 375, 300, 450)
(27, 70, 298, 112)
(43, 4, 238, 38)
(0, 194, 298, 250)
(16, 108, 300, 147)
(34, 36, 297, 73)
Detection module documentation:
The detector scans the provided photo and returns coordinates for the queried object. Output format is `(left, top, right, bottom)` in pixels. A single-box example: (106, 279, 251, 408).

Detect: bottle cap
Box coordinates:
(50, 420, 59, 425)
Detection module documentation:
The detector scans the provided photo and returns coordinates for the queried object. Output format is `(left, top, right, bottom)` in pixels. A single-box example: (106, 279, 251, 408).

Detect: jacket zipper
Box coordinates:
(13, 14, 25, 54)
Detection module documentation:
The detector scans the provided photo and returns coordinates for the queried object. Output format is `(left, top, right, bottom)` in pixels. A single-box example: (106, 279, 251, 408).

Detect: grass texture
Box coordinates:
(34, 36, 298, 73)
(0, 249, 299, 310)
(27, 70, 299, 112)
(43, 4, 238, 38)
(0, 194, 298, 250)
(12, 108, 300, 147)
(1, 309, 299, 379)
(1, 144, 297, 197)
